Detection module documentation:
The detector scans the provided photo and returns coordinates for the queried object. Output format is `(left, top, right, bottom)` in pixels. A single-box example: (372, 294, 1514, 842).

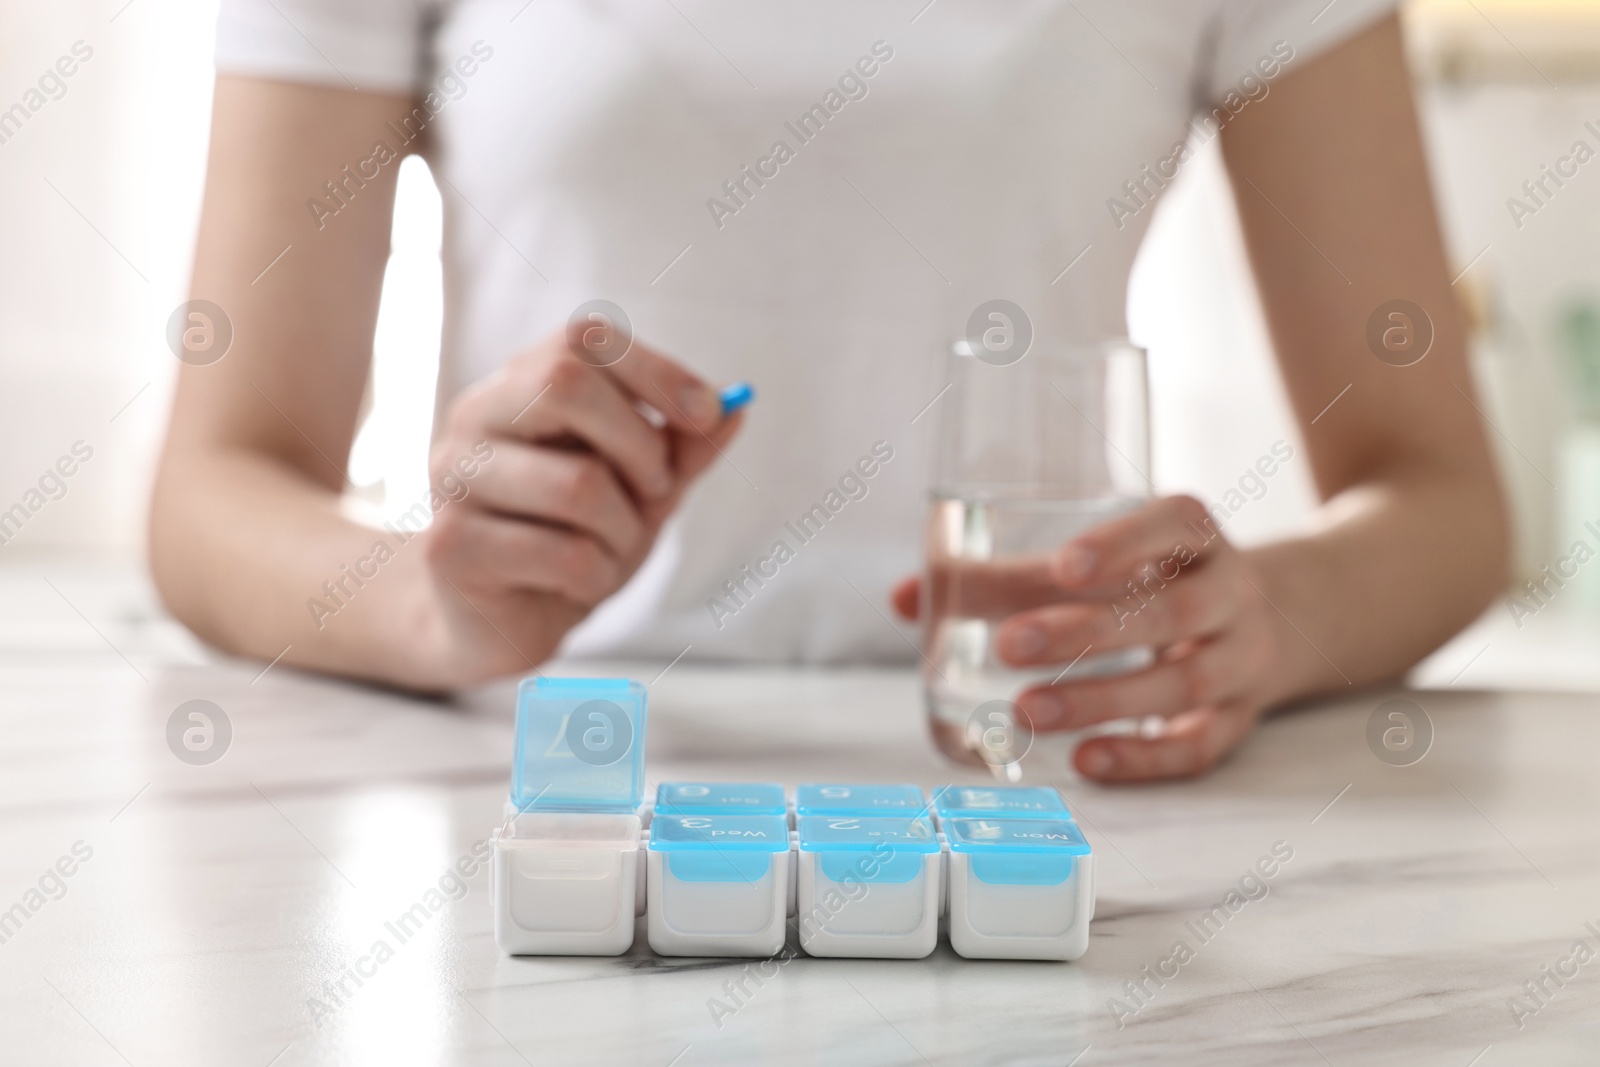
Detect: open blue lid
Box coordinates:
(510, 677, 647, 814)
(655, 782, 786, 816)
(797, 815, 939, 853)
(795, 783, 926, 817)
(932, 785, 1072, 821)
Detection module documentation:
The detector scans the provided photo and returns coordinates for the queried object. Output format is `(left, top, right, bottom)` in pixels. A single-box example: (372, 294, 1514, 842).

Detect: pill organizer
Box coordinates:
(795, 815, 942, 958)
(492, 677, 1095, 961)
(943, 817, 1095, 961)
(493, 677, 648, 956)
(647, 813, 791, 956)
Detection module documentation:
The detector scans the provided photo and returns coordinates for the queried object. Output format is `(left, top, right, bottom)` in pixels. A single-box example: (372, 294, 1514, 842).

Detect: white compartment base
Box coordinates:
(796, 851, 939, 958)
(947, 853, 1093, 961)
(493, 813, 641, 956)
(646, 850, 789, 957)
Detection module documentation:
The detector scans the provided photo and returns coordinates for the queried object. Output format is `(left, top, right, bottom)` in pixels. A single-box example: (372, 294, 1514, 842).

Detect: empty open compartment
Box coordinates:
(495, 810, 643, 956)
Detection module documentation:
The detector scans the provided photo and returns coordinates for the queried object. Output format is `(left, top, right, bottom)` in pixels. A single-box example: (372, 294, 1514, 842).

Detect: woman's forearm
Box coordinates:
(1212, 14, 1512, 707)
(149, 450, 444, 689)
(1246, 464, 1510, 706)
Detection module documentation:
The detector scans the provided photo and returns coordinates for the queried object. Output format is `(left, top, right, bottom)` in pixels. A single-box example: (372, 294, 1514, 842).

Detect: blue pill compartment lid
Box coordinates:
(797, 815, 940, 853)
(944, 818, 1090, 886)
(932, 785, 1072, 821)
(510, 677, 647, 814)
(798, 815, 939, 884)
(655, 782, 786, 816)
(795, 783, 927, 816)
(649, 813, 790, 883)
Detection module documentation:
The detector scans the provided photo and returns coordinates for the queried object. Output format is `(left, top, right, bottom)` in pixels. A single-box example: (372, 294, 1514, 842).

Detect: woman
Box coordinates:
(150, 0, 1508, 782)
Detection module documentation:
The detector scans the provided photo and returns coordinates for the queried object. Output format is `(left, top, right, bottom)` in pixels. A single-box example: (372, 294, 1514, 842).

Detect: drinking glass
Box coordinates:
(923, 336, 1152, 778)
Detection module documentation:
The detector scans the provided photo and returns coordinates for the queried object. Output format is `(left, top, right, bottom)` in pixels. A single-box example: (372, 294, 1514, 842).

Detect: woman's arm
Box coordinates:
(896, 13, 1509, 781)
(151, 76, 736, 690)
(1220, 10, 1509, 700)
(152, 75, 430, 684)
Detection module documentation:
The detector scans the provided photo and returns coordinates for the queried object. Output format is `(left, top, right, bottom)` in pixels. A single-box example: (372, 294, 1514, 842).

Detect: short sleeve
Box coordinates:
(1199, 0, 1400, 105)
(214, 0, 442, 94)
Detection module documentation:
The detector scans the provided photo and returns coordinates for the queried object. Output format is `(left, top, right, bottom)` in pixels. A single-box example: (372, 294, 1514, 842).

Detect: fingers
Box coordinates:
(585, 333, 725, 436)
(670, 409, 744, 485)
(996, 553, 1241, 665)
(890, 575, 920, 621)
(464, 444, 646, 561)
(1072, 704, 1257, 782)
(1052, 495, 1221, 593)
(1015, 637, 1246, 731)
(924, 555, 1067, 620)
(928, 496, 1230, 621)
(975, 492, 1262, 782)
(626, 410, 747, 534)
(464, 355, 675, 503)
(426, 508, 622, 607)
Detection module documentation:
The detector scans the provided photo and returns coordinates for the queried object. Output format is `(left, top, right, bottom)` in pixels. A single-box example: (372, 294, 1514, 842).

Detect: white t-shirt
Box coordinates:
(215, 0, 1395, 663)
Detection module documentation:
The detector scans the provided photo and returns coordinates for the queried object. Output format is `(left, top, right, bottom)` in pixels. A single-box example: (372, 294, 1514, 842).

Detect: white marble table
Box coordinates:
(2, 600, 1599, 1065)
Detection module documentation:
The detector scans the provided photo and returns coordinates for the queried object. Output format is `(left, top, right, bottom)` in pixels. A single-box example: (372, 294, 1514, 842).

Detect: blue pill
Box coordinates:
(719, 382, 755, 415)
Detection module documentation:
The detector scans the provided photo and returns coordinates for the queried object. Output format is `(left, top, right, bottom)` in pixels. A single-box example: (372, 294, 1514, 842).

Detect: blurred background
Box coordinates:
(3, 0, 1598, 685)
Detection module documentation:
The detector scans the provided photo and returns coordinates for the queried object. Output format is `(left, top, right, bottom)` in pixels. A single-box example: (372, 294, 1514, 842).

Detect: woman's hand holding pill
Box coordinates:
(417, 324, 741, 685)
(893, 495, 1298, 783)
